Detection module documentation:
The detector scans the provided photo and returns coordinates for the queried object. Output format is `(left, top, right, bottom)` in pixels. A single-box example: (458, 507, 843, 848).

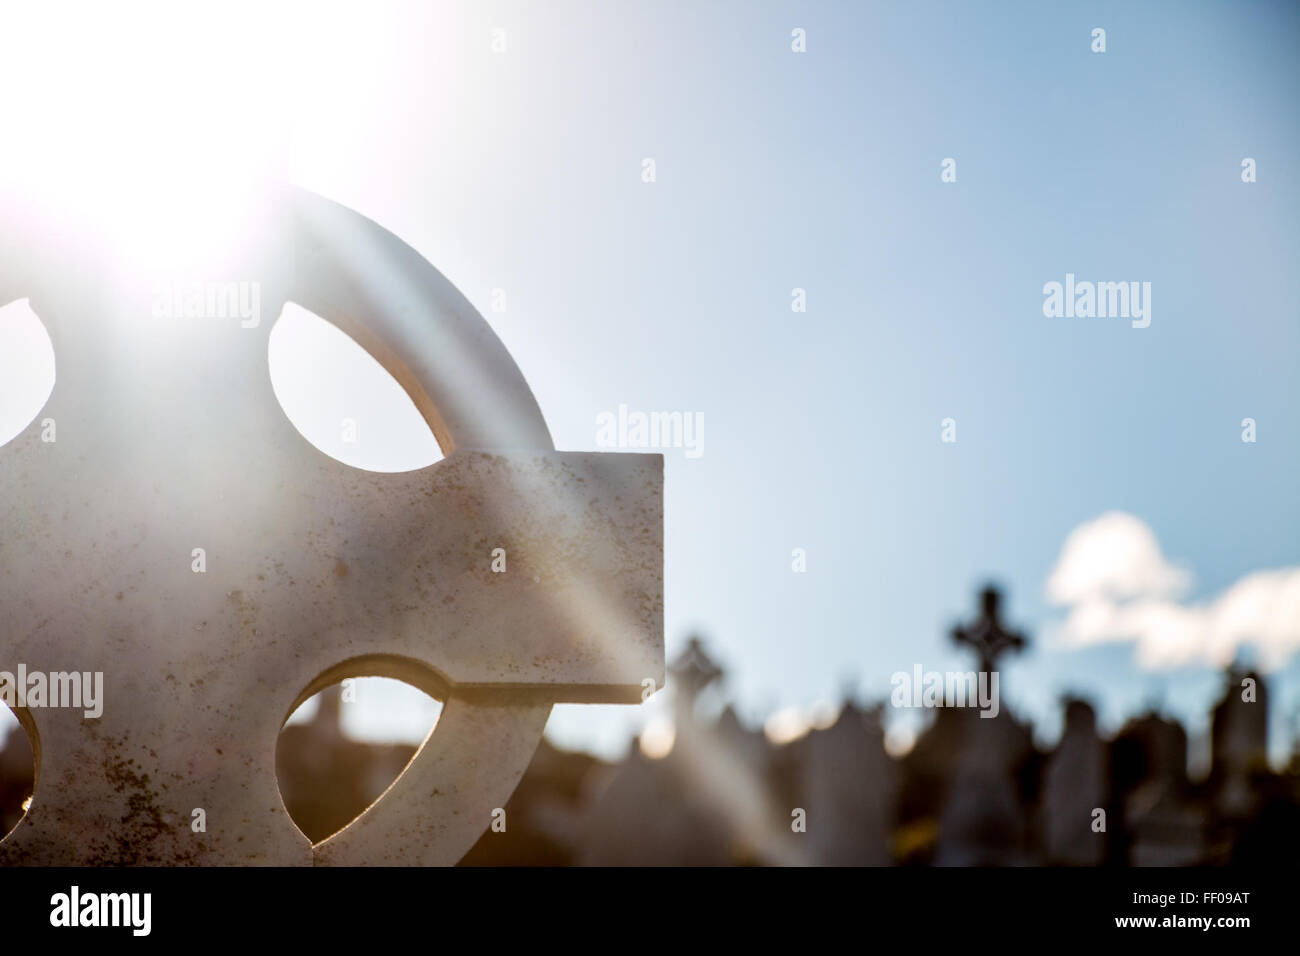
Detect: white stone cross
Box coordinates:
(0, 186, 663, 864)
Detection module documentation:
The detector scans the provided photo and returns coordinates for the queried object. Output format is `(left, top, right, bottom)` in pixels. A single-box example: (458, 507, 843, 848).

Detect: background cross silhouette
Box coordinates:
(952, 586, 1027, 676)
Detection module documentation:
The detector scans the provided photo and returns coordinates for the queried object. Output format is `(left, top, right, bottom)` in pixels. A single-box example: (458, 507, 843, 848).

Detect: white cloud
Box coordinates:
(1046, 511, 1190, 604)
(1048, 513, 1300, 671)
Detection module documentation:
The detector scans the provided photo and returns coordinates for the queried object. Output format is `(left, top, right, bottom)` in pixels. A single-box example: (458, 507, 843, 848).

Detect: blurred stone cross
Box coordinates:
(951, 586, 1026, 676)
(668, 635, 723, 722)
(938, 586, 1031, 864)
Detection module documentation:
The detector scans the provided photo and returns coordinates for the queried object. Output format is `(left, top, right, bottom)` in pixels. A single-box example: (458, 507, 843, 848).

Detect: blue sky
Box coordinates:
(1, 0, 1297, 761)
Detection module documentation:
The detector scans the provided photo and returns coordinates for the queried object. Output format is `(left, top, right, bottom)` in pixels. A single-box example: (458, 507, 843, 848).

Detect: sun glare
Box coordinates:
(0, 2, 296, 273)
